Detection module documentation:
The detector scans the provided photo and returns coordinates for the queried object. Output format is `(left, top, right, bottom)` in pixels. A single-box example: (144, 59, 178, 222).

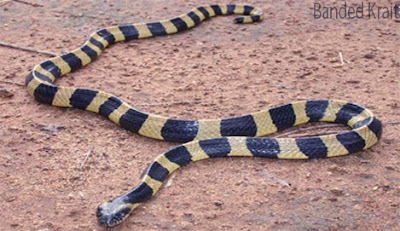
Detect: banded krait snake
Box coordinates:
(25, 4, 382, 227)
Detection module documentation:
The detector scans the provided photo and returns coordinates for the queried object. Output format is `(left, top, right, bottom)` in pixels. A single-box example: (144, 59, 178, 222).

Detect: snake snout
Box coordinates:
(97, 204, 116, 227)
(97, 198, 133, 227)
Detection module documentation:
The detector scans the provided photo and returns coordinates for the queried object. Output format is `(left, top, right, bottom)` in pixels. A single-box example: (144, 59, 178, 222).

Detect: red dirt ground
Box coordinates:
(0, 0, 399, 230)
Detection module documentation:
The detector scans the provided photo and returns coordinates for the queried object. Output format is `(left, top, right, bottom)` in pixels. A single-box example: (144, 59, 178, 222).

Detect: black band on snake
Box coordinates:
(25, 4, 382, 227)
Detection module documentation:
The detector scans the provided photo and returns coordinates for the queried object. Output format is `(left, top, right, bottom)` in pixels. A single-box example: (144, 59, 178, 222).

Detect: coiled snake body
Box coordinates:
(25, 4, 382, 227)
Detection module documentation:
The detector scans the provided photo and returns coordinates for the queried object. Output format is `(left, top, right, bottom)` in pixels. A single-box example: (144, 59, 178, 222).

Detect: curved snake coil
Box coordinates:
(25, 4, 382, 227)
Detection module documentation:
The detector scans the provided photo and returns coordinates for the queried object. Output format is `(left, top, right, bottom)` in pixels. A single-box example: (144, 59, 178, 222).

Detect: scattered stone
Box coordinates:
(364, 53, 375, 59)
(385, 166, 395, 171)
(214, 201, 223, 207)
(5, 196, 17, 202)
(39, 125, 65, 136)
(330, 188, 344, 196)
(346, 80, 361, 84)
(0, 89, 14, 98)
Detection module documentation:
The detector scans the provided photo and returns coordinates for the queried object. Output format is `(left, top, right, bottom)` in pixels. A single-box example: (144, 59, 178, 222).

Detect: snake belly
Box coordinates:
(24, 4, 382, 228)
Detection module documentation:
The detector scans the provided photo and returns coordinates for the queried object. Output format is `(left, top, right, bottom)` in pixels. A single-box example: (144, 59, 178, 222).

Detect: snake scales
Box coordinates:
(25, 4, 382, 227)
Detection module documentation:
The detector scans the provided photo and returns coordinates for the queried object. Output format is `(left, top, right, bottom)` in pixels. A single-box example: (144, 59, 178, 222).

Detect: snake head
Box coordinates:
(96, 195, 134, 227)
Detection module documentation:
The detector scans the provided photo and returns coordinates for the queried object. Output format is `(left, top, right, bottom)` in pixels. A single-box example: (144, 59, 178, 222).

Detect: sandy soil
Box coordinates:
(0, 0, 399, 230)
